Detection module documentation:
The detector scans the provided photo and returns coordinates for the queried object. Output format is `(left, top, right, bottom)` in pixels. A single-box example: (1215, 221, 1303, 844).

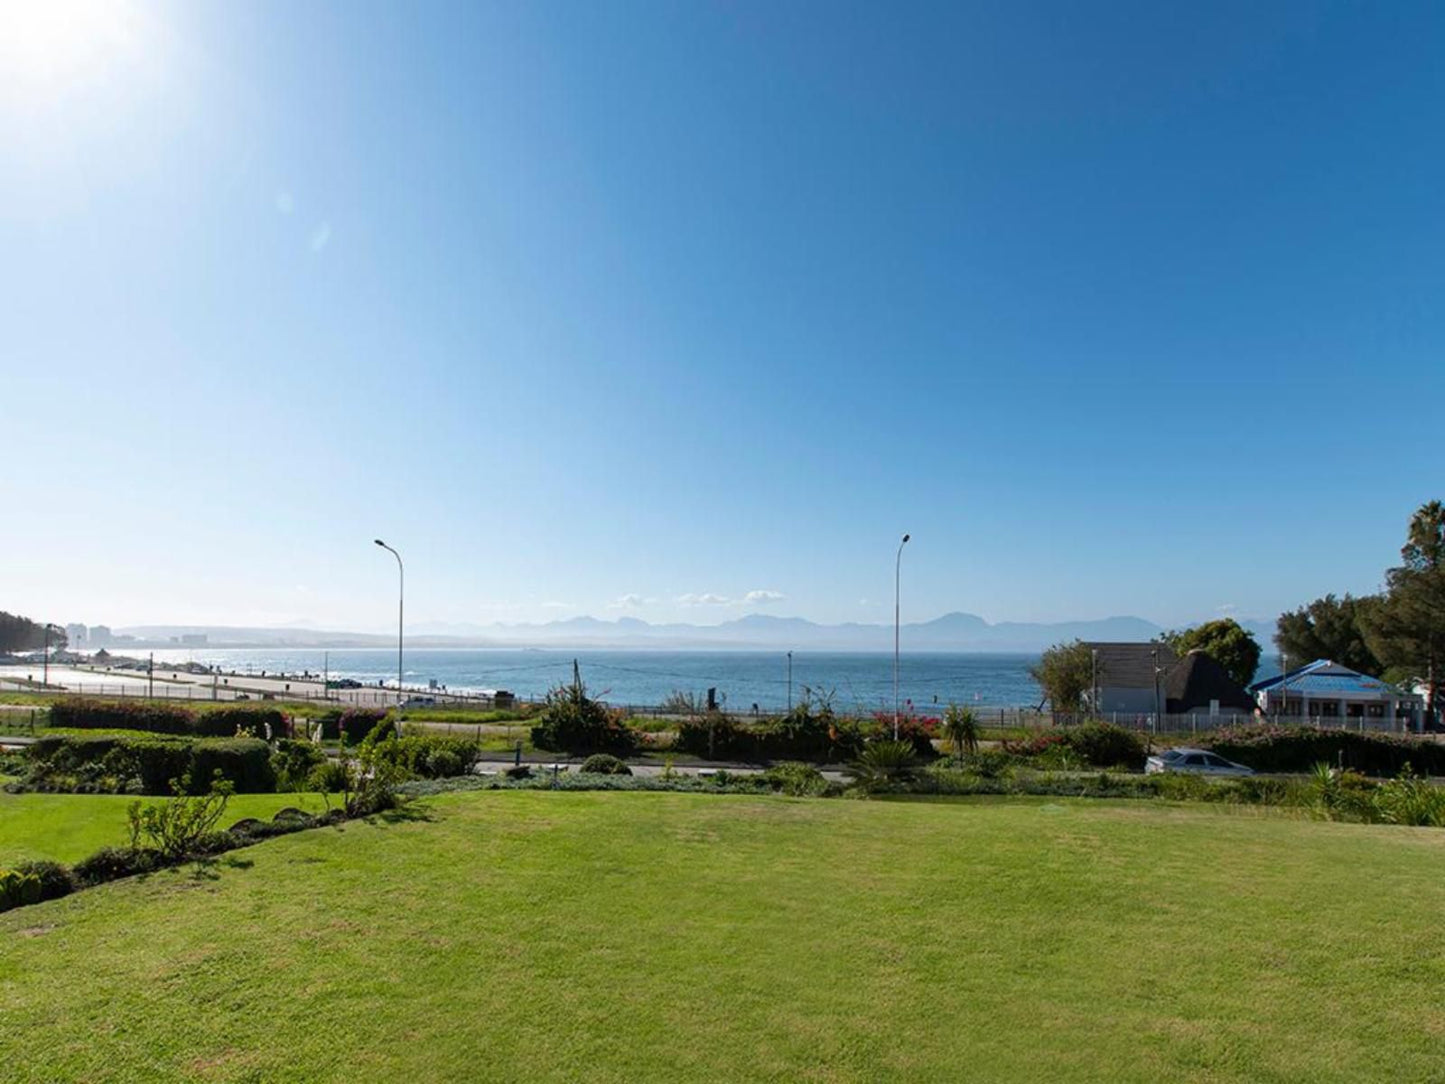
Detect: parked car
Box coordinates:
(401, 696, 437, 708)
(1145, 747, 1254, 776)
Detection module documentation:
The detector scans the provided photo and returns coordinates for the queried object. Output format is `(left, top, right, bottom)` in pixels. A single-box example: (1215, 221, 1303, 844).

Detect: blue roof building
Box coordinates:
(1249, 660, 1423, 732)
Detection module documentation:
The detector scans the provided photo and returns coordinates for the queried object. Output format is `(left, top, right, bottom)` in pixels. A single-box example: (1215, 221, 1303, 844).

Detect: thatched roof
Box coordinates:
(1165, 650, 1255, 713)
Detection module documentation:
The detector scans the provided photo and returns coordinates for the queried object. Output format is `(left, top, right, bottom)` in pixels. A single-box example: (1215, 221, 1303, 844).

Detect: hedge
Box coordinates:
(48, 698, 194, 735)
(1200, 724, 1445, 777)
(314, 708, 393, 744)
(44, 698, 289, 740)
(24, 734, 276, 794)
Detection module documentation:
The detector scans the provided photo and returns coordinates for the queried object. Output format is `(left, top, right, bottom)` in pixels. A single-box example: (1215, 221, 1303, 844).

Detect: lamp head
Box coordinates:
(374, 538, 386, 547)
(901, 533, 910, 544)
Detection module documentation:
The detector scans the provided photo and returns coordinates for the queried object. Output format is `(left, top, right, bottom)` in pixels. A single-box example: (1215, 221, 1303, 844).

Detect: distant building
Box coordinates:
(1250, 660, 1423, 731)
(180, 633, 208, 646)
(1082, 642, 1176, 715)
(90, 625, 112, 646)
(65, 623, 87, 646)
(1164, 650, 1256, 717)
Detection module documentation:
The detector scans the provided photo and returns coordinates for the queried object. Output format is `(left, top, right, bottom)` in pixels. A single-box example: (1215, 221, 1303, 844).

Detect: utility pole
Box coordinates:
(148, 652, 154, 699)
(787, 651, 793, 712)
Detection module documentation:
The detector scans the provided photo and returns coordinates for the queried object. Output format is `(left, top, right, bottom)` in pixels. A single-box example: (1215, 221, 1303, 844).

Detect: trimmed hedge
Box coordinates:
(24, 734, 276, 794)
(1200, 724, 1445, 777)
(49, 698, 193, 735)
(315, 708, 393, 744)
(44, 698, 288, 740)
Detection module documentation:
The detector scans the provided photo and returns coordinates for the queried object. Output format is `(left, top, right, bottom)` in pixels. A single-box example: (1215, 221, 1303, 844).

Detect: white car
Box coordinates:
(1145, 747, 1254, 776)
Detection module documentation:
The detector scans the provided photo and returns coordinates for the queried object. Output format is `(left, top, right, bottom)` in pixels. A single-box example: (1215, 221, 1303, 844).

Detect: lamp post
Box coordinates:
(42, 623, 60, 687)
(894, 532, 910, 740)
(374, 539, 404, 710)
(1151, 647, 1161, 729)
(786, 650, 793, 712)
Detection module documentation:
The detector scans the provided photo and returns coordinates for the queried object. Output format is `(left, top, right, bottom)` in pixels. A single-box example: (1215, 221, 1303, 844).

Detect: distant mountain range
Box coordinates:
(117, 613, 1278, 653)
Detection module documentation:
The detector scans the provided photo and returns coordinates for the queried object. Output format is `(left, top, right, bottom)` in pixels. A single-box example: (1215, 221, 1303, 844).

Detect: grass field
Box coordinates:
(4, 792, 1445, 1082)
(0, 792, 331, 865)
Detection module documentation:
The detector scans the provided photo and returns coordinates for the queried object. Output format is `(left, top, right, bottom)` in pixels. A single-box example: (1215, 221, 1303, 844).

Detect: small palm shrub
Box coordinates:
(848, 740, 919, 792)
(943, 704, 980, 758)
(580, 754, 632, 775)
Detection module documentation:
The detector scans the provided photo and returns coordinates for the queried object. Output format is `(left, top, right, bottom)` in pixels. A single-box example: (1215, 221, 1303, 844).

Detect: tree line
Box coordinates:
(1274, 500, 1443, 714)
(0, 612, 67, 654)
(1030, 500, 1444, 718)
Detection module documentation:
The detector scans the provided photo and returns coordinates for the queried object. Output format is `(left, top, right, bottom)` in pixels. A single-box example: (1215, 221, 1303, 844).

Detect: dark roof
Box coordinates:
(1082, 642, 1176, 689)
(1165, 650, 1256, 714)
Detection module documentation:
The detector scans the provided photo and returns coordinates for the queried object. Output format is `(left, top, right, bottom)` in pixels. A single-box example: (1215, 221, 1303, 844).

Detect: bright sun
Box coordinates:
(0, 0, 141, 93)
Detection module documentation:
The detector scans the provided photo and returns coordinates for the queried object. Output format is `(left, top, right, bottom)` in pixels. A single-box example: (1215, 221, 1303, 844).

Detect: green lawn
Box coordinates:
(3, 792, 1445, 1082)
(0, 792, 332, 865)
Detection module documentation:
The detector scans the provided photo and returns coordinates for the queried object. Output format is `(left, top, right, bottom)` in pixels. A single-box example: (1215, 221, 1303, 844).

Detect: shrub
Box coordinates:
(272, 739, 325, 791)
(1373, 766, 1445, 827)
(12, 860, 75, 902)
(580, 754, 632, 776)
(47, 697, 195, 735)
(71, 846, 162, 887)
(0, 869, 42, 911)
(340, 708, 393, 746)
(942, 704, 980, 758)
(127, 774, 235, 858)
(868, 712, 940, 759)
(193, 706, 288, 739)
(25, 734, 274, 795)
(188, 739, 275, 794)
(1202, 724, 1445, 777)
(760, 761, 827, 796)
(307, 760, 349, 793)
(675, 713, 755, 760)
(530, 672, 635, 755)
(847, 740, 919, 792)
(361, 733, 480, 779)
(1062, 723, 1147, 770)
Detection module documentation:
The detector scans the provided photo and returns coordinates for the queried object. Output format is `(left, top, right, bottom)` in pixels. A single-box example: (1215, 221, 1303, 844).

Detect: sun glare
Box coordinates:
(0, 0, 141, 95)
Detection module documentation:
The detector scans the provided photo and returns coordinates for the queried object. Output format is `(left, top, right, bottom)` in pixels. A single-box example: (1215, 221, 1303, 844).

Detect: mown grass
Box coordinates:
(4, 793, 1445, 1082)
(0, 791, 331, 865)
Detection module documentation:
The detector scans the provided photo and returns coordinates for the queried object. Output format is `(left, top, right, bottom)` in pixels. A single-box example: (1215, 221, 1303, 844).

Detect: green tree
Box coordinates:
(1160, 618, 1261, 689)
(0, 612, 65, 653)
(1028, 641, 1093, 712)
(1361, 501, 1445, 717)
(1274, 594, 1383, 675)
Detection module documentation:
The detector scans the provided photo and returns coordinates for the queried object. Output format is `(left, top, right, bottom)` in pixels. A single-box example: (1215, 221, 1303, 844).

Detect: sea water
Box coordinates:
(144, 648, 1050, 712)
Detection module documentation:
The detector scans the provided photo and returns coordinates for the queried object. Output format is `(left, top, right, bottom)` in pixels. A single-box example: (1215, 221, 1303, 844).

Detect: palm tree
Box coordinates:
(943, 703, 979, 760)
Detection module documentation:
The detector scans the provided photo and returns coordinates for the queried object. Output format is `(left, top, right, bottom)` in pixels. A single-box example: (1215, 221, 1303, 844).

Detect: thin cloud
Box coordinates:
(309, 221, 331, 252)
(677, 592, 731, 606)
(275, 191, 294, 214)
(744, 589, 785, 605)
(541, 600, 574, 610)
(608, 593, 648, 609)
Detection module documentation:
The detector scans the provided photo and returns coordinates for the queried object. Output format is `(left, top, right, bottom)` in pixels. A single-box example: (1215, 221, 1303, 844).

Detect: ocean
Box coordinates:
(145, 648, 1052, 713)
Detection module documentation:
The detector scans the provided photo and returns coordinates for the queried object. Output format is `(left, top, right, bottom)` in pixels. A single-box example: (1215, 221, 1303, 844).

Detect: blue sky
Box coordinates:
(2, 0, 1442, 633)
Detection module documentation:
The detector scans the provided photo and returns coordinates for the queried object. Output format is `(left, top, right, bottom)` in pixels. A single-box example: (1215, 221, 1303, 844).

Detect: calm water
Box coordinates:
(146, 648, 1053, 712)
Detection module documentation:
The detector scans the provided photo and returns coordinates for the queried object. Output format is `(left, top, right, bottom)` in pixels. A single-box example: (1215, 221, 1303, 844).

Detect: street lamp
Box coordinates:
(786, 650, 793, 712)
(374, 539, 404, 710)
(42, 623, 61, 687)
(894, 532, 910, 740)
